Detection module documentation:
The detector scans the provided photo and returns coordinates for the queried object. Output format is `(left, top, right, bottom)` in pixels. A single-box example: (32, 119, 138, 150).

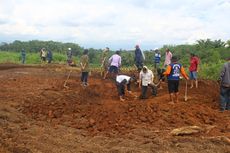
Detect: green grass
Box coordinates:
(0, 51, 224, 80)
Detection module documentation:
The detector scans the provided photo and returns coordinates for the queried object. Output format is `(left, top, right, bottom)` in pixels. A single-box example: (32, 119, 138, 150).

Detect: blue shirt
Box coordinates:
(154, 53, 161, 63)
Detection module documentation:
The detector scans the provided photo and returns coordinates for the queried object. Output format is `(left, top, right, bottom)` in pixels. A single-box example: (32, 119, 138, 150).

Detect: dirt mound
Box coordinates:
(1, 64, 230, 153)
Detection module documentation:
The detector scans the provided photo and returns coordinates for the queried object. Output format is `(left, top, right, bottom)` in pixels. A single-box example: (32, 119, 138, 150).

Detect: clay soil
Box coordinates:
(0, 64, 230, 153)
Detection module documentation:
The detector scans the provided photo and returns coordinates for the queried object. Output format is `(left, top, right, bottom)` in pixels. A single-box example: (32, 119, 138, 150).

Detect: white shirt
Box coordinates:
(139, 70, 154, 86)
(116, 75, 131, 84)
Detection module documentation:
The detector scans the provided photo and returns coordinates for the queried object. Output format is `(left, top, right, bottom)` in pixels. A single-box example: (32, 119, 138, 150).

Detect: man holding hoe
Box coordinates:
(163, 56, 189, 103)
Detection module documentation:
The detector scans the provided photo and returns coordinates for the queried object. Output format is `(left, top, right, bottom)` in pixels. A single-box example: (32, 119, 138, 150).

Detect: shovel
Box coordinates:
(63, 70, 72, 89)
(184, 80, 188, 101)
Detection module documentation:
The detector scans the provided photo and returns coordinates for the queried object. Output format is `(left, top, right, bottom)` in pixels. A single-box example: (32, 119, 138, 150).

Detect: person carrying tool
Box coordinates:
(163, 56, 189, 104)
(104, 50, 121, 80)
(139, 66, 157, 99)
(101, 47, 110, 77)
(134, 45, 145, 72)
(218, 57, 230, 112)
(116, 74, 137, 101)
(189, 53, 199, 88)
(80, 49, 89, 87)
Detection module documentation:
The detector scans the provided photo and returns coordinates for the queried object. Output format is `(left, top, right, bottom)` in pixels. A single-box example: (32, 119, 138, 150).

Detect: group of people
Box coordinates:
(40, 48, 53, 63)
(79, 45, 229, 112)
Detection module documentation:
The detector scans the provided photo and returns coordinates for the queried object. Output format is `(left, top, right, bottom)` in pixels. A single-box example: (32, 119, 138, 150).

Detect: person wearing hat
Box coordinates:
(163, 56, 189, 103)
(80, 49, 90, 87)
(139, 66, 157, 99)
(116, 74, 137, 101)
(66, 48, 73, 65)
(134, 45, 145, 72)
(218, 57, 230, 112)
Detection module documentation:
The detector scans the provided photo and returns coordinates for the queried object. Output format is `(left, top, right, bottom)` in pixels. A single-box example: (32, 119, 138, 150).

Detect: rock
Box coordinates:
(171, 126, 203, 136)
(89, 118, 96, 127)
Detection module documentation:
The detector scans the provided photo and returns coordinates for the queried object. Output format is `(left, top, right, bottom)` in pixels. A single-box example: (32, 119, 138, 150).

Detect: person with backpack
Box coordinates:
(163, 56, 189, 104)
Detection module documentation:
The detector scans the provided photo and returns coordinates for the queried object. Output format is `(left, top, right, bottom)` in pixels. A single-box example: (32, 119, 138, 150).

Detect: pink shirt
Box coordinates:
(164, 51, 172, 66)
(109, 54, 121, 68)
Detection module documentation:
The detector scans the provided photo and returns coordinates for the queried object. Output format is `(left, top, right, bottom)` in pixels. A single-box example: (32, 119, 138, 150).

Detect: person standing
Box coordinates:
(163, 56, 189, 103)
(104, 51, 121, 79)
(101, 47, 110, 77)
(164, 48, 172, 67)
(154, 48, 161, 70)
(134, 45, 145, 72)
(67, 48, 73, 65)
(189, 53, 199, 88)
(21, 49, 26, 64)
(80, 49, 90, 87)
(40, 48, 47, 63)
(116, 74, 137, 101)
(139, 66, 157, 99)
(219, 57, 230, 112)
(47, 49, 53, 64)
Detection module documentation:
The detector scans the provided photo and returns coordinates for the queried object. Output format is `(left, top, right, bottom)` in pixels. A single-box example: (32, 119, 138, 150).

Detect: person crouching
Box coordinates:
(116, 75, 137, 101)
(139, 66, 157, 99)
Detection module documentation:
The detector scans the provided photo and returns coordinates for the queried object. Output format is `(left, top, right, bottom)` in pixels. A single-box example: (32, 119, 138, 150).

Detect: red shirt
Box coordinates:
(189, 56, 199, 71)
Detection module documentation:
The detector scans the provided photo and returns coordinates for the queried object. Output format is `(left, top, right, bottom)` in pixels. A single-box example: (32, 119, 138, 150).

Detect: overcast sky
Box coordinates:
(0, 0, 230, 50)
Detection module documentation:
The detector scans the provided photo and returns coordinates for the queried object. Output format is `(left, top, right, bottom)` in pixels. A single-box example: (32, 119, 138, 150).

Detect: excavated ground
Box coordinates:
(0, 64, 230, 153)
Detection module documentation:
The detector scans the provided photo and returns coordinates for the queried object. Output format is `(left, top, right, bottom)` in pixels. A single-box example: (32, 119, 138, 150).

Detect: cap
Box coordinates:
(68, 48, 71, 50)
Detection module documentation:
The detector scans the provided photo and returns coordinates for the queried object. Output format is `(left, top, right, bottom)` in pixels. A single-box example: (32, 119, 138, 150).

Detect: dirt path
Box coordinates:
(0, 64, 230, 153)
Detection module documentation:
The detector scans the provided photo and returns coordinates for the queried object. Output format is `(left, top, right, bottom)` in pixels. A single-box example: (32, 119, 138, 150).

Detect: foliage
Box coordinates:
(0, 39, 229, 79)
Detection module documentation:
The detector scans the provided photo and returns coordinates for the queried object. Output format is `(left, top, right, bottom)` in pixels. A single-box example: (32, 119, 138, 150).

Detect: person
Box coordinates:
(104, 50, 121, 79)
(189, 53, 199, 88)
(134, 45, 145, 72)
(219, 57, 230, 112)
(67, 48, 73, 65)
(116, 74, 137, 101)
(80, 49, 89, 87)
(154, 48, 161, 70)
(40, 48, 47, 63)
(163, 56, 189, 103)
(21, 49, 26, 64)
(163, 48, 172, 67)
(47, 49, 53, 63)
(101, 47, 110, 77)
(139, 66, 157, 99)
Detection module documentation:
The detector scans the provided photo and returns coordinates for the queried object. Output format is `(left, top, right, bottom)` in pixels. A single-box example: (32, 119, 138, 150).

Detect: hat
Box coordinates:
(68, 48, 71, 50)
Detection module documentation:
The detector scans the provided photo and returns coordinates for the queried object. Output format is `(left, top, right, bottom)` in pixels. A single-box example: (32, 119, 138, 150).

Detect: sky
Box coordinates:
(0, 0, 230, 50)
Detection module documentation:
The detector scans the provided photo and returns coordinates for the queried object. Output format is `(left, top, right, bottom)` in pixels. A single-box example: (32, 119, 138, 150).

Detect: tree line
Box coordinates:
(0, 39, 229, 67)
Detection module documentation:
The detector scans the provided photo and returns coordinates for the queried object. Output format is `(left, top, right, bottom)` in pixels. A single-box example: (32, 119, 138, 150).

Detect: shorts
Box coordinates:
(190, 71, 197, 80)
(109, 66, 118, 73)
(168, 80, 179, 93)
